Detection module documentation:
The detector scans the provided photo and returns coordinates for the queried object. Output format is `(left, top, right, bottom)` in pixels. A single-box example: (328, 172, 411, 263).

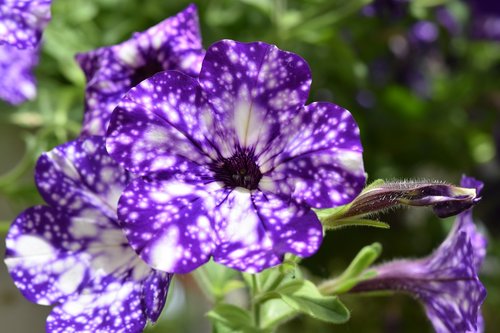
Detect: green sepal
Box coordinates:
(315, 179, 391, 230)
(323, 218, 390, 230)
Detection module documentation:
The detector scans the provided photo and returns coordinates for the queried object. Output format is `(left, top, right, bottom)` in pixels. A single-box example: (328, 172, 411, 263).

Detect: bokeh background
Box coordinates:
(0, 0, 499, 332)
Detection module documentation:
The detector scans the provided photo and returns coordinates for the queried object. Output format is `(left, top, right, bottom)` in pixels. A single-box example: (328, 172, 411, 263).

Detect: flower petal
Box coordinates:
(106, 71, 216, 176)
(5, 206, 91, 305)
(423, 232, 486, 333)
(212, 190, 323, 273)
(199, 40, 312, 156)
(45, 263, 172, 333)
(46, 280, 146, 333)
(117, 171, 219, 273)
(35, 136, 131, 221)
(76, 4, 204, 136)
(0, 45, 38, 104)
(261, 102, 365, 208)
(0, 1, 51, 49)
(142, 270, 172, 322)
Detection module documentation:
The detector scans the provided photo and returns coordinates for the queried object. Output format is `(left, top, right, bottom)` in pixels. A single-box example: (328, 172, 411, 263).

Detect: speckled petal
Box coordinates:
(5, 206, 91, 305)
(260, 102, 365, 208)
(5, 136, 173, 332)
(199, 40, 312, 156)
(46, 279, 146, 333)
(106, 71, 215, 176)
(212, 190, 322, 273)
(351, 197, 487, 333)
(457, 175, 487, 269)
(117, 171, 220, 273)
(76, 4, 204, 136)
(0, 44, 38, 104)
(35, 136, 131, 221)
(143, 270, 172, 322)
(0, 0, 51, 49)
(423, 231, 486, 333)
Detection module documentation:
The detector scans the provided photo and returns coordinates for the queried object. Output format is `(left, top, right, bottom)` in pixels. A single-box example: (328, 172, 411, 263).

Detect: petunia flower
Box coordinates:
(4, 136, 172, 333)
(350, 176, 487, 333)
(105, 39, 366, 274)
(0, 0, 51, 104)
(0, 0, 52, 49)
(76, 4, 205, 137)
(0, 44, 38, 104)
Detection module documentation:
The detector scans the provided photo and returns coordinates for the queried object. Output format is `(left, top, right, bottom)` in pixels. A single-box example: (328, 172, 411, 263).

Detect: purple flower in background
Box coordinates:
(0, 45, 38, 104)
(76, 4, 205, 137)
(0, 0, 51, 49)
(106, 39, 366, 274)
(0, 0, 51, 104)
(351, 176, 487, 333)
(4, 137, 172, 333)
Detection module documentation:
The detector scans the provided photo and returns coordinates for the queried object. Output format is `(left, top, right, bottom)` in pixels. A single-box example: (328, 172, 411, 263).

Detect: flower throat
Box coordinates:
(211, 150, 262, 190)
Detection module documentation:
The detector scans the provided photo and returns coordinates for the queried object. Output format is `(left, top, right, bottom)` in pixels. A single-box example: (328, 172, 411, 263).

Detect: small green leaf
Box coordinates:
(318, 243, 382, 295)
(340, 243, 382, 280)
(207, 304, 262, 333)
(260, 299, 298, 330)
(273, 280, 350, 324)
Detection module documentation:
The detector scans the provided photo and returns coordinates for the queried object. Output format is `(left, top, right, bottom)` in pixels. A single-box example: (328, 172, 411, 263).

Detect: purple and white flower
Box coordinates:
(76, 4, 205, 137)
(106, 39, 366, 274)
(4, 136, 172, 333)
(0, 0, 51, 104)
(0, 0, 51, 49)
(0, 44, 38, 104)
(351, 176, 487, 333)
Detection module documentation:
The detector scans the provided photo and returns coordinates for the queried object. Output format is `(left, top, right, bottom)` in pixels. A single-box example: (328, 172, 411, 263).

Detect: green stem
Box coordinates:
(251, 274, 261, 328)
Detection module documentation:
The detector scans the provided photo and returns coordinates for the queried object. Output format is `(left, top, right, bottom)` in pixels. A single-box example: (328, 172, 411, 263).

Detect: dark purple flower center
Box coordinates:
(211, 151, 262, 190)
(130, 59, 165, 87)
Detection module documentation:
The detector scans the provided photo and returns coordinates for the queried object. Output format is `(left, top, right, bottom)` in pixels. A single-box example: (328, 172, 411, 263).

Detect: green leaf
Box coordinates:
(272, 280, 350, 324)
(207, 304, 262, 333)
(318, 243, 382, 295)
(340, 243, 382, 280)
(260, 299, 298, 330)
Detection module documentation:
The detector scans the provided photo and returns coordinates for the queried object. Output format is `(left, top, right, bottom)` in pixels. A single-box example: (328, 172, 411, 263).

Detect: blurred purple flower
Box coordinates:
(0, 44, 38, 104)
(76, 4, 205, 137)
(105, 39, 366, 274)
(0, 0, 51, 105)
(4, 136, 172, 333)
(351, 176, 487, 333)
(0, 0, 51, 49)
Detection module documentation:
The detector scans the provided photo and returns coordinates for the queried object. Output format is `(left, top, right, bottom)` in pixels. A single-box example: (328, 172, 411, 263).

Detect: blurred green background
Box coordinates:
(0, 0, 498, 332)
